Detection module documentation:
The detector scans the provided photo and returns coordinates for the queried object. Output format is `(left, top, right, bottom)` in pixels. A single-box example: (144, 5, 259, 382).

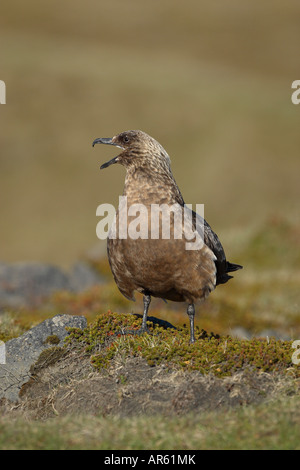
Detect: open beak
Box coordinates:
(92, 137, 124, 169)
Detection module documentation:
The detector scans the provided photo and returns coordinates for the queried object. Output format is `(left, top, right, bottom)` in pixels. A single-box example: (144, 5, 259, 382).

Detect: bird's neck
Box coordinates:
(123, 165, 184, 206)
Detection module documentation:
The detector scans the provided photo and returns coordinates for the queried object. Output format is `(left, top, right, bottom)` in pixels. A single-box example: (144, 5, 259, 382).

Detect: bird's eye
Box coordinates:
(123, 135, 130, 143)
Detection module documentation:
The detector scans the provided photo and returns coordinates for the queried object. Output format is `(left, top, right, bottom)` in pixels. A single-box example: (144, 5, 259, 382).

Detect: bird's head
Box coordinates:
(92, 130, 171, 174)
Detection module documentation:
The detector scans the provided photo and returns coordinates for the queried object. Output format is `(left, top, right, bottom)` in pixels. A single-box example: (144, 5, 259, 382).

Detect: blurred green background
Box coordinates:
(0, 0, 299, 267)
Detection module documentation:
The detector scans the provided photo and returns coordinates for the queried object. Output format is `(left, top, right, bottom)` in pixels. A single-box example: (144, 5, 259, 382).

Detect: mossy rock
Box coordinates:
(66, 311, 300, 378)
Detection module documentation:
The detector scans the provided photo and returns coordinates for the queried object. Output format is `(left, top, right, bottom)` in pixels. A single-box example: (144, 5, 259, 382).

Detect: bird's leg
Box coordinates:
(116, 294, 151, 337)
(187, 303, 195, 344)
(138, 294, 151, 334)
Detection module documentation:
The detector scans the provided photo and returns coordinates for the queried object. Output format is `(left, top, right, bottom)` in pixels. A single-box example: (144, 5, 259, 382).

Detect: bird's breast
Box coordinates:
(107, 201, 217, 303)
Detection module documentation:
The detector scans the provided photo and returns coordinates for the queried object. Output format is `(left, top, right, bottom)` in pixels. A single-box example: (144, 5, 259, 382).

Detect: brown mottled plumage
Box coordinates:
(93, 130, 242, 343)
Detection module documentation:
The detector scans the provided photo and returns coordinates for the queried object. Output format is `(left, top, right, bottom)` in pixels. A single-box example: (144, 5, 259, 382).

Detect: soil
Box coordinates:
(0, 344, 296, 420)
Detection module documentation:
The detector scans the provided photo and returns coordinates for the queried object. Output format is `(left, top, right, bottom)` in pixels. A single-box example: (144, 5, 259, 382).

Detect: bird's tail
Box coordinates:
(216, 261, 243, 285)
(227, 262, 243, 272)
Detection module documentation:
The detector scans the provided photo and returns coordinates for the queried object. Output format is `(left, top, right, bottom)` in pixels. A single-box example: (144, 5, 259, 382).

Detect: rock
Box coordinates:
(0, 261, 103, 309)
(257, 329, 291, 341)
(69, 262, 103, 292)
(231, 327, 291, 341)
(0, 262, 70, 308)
(0, 314, 87, 402)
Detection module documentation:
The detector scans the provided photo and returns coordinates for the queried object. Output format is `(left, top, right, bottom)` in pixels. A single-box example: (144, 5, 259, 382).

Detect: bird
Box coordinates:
(92, 130, 242, 343)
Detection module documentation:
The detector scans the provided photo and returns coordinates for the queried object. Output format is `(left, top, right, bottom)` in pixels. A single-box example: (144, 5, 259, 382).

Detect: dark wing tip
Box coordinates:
(227, 262, 243, 272)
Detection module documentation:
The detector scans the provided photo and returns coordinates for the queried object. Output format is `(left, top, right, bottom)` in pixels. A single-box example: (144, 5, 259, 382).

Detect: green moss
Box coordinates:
(66, 311, 299, 378)
(30, 347, 66, 374)
(44, 334, 60, 345)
